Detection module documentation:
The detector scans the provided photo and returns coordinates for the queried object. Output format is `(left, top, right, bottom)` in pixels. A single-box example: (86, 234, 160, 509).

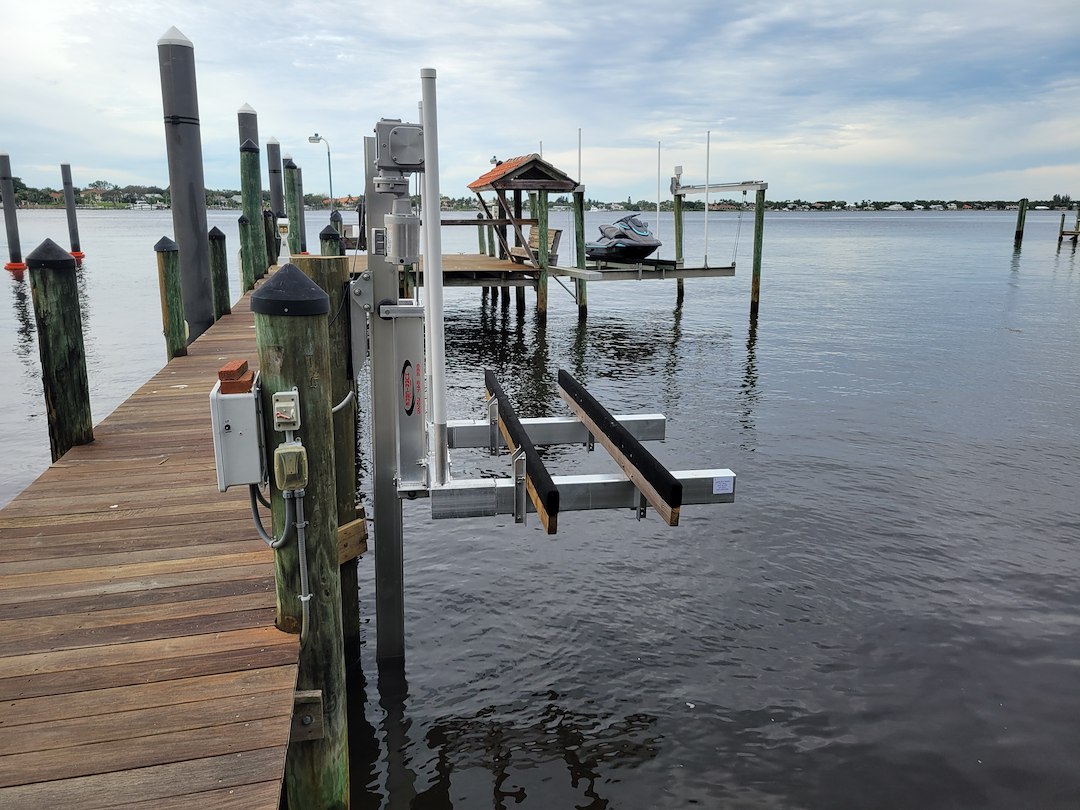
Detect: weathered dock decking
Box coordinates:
(0, 293, 299, 808)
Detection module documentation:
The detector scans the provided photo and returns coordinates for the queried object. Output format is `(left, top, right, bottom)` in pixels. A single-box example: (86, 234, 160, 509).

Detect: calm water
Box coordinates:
(3, 208, 1080, 807)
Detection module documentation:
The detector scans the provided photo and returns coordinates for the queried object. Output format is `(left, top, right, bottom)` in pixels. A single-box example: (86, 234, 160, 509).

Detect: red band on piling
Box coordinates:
(5, 262, 27, 272)
(70, 251, 85, 259)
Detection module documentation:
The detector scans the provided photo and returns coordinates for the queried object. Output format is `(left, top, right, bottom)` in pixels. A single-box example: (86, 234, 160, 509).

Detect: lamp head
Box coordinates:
(308, 134, 321, 144)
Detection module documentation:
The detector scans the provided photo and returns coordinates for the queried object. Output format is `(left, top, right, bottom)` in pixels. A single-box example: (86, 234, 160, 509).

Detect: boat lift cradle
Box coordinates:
(355, 69, 736, 663)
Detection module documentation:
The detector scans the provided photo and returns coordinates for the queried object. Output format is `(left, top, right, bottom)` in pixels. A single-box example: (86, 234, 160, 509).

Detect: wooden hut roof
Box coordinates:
(467, 153, 577, 193)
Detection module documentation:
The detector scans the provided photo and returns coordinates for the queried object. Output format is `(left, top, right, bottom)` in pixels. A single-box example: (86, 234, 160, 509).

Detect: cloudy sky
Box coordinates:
(2, 0, 1078, 203)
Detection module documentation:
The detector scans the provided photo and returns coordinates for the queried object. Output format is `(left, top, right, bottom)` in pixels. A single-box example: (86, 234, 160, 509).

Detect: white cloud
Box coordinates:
(1, 0, 1077, 201)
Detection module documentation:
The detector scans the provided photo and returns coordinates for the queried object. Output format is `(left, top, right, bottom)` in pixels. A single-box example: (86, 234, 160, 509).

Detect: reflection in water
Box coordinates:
(10, 273, 35, 371)
(740, 316, 760, 446)
(354, 665, 660, 809)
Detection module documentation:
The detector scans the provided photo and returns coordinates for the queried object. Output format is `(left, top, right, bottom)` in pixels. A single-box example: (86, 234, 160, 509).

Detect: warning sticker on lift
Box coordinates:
(401, 360, 422, 417)
(712, 475, 734, 495)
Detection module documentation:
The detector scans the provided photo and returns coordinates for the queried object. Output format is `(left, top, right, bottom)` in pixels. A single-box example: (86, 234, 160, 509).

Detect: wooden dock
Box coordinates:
(0, 292, 299, 808)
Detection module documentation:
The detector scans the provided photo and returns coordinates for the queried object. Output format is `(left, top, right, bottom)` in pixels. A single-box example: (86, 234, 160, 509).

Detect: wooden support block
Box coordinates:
(218, 370, 255, 394)
(337, 517, 368, 564)
(291, 689, 324, 743)
(218, 359, 250, 380)
(484, 369, 559, 534)
(558, 369, 682, 526)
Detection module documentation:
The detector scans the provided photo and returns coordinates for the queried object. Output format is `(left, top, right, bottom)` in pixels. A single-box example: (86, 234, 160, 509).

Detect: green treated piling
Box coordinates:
(251, 265, 349, 808)
(294, 253, 362, 673)
(27, 238, 94, 461)
(263, 209, 278, 271)
(238, 215, 255, 290)
(673, 193, 685, 303)
(239, 139, 267, 288)
(750, 188, 766, 319)
(573, 188, 588, 319)
(537, 189, 550, 322)
(284, 157, 301, 256)
(208, 227, 231, 319)
(154, 236, 187, 360)
(1014, 198, 1028, 247)
(319, 225, 342, 257)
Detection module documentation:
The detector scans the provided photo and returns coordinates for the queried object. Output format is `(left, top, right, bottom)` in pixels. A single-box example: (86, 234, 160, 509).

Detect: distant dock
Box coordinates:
(0, 293, 298, 808)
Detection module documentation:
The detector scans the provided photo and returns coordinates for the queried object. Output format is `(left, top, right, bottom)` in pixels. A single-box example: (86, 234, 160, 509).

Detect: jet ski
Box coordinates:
(585, 214, 662, 261)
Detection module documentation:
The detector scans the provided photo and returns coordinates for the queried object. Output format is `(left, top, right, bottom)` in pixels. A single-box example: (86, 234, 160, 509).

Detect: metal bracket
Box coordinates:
(487, 396, 499, 456)
(586, 432, 595, 452)
(349, 274, 373, 364)
(291, 689, 324, 743)
(637, 492, 647, 520)
(512, 448, 526, 524)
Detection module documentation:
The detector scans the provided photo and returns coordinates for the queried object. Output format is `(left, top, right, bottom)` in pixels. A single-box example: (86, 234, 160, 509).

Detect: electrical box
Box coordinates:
(272, 390, 301, 431)
(210, 373, 266, 492)
(274, 441, 308, 491)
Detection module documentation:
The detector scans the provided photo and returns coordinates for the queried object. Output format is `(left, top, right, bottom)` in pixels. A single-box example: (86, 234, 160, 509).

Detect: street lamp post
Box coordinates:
(308, 133, 333, 210)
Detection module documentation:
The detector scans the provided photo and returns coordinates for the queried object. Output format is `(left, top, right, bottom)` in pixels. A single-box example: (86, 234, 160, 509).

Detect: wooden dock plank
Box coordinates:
(0, 292, 298, 807)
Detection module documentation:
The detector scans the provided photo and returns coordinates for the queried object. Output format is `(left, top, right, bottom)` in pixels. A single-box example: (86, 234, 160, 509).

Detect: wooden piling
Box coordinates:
(208, 226, 231, 319)
(26, 238, 93, 461)
(537, 189, 550, 322)
(157, 27, 214, 342)
(284, 158, 301, 257)
(1, 153, 26, 271)
(60, 164, 84, 260)
(251, 265, 349, 808)
(1059, 212, 1066, 243)
(154, 236, 187, 360)
(477, 213, 487, 254)
(263, 209, 278, 270)
(673, 193, 685, 304)
(297, 166, 309, 254)
(750, 187, 766, 318)
(573, 188, 588, 319)
(239, 139, 267, 288)
(1014, 198, 1028, 247)
(293, 253, 363, 672)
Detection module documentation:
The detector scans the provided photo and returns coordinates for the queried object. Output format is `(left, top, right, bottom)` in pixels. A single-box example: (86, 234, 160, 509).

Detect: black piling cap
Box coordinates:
(208, 226, 225, 241)
(240, 138, 259, 154)
(238, 214, 249, 225)
(330, 210, 342, 224)
(283, 158, 297, 169)
(320, 225, 341, 240)
(26, 238, 75, 270)
(250, 263, 329, 316)
(154, 236, 178, 253)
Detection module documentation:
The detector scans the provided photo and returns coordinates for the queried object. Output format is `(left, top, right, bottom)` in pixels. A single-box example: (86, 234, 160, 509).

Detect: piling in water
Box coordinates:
(536, 189, 550, 323)
(251, 264, 349, 807)
(60, 164, 84, 260)
(1014, 198, 1028, 247)
(263, 209, 277, 270)
(208, 226, 231, 319)
(1, 153, 26, 271)
(157, 26, 214, 342)
(673, 193, 685, 303)
(27, 238, 94, 460)
(154, 236, 187, 360)
(573, 188, 588, 319)
(750, 188, 766, 318)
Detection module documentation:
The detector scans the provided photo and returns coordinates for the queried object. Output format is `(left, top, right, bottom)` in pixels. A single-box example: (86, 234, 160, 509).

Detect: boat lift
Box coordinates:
(357, 70, 737, 664)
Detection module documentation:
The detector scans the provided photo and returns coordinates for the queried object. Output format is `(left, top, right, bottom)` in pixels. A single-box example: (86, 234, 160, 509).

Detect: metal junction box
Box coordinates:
(210, 373, 266, 492)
